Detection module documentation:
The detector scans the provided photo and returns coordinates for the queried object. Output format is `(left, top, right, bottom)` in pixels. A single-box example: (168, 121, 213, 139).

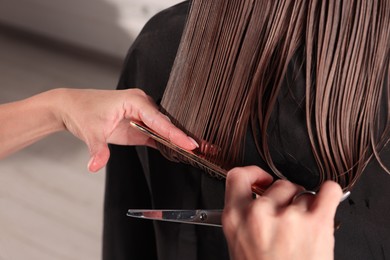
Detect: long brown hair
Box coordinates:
(159, 0, 390, 191)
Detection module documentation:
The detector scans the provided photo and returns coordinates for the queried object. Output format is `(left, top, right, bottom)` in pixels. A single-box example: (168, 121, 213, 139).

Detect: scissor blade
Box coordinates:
(127, 209, 223, 227)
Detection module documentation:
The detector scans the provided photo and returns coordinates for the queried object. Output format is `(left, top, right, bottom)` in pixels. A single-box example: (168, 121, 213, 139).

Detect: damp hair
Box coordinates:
(158, 0, 390, 191)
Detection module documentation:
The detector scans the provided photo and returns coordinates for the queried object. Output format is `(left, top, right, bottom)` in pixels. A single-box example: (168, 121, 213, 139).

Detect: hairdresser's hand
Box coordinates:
(222, 166, 342, 260)
(57, 88, 198, 172)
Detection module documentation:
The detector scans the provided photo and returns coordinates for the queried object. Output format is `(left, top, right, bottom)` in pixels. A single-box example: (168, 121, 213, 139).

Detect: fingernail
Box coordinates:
(87, 157, 93, 169)
(87, 157, 97, 173)
(164, 115, 172, 122)
(188, 137, 199, 148)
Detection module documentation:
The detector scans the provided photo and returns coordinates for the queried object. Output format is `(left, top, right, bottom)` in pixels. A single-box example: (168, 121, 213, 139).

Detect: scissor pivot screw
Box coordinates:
(200, 212, 207, 221)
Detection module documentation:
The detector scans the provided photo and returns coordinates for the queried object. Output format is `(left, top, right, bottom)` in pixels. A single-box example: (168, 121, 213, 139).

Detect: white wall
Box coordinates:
(0, 0, 183, 58)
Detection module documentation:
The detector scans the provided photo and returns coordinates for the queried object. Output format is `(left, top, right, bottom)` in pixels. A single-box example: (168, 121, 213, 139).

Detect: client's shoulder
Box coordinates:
(140, 1, 190, 40)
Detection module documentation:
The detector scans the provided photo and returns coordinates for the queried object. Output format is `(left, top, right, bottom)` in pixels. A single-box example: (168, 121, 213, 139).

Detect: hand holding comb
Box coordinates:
(129, 120, 265, 195)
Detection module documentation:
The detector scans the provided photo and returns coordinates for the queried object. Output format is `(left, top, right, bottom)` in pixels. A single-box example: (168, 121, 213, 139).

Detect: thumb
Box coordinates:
(87, 141, 110, 173)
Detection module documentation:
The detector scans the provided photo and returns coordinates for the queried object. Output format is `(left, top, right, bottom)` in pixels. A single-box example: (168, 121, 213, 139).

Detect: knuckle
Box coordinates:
(226, 167, 247, 180)
(226, 167, 242, 184)
(282, 207, 315, 229)
(130, 88, 147, 97)
(221, 210, 238, 235)
(273, 179, 304, 193)
(273, 179, 294, 188)
(247, 200, 267, 219)
(255, 196, 273, 207)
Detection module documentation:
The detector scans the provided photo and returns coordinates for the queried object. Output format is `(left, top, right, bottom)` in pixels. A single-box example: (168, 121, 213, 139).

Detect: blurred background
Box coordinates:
(0, 0, 182, 259)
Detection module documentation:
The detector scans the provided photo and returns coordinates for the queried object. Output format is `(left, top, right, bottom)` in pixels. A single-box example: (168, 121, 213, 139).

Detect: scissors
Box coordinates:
(127, 209, 224, 227)
(127, 121, 351, 227)
(127, 191, 350, 227)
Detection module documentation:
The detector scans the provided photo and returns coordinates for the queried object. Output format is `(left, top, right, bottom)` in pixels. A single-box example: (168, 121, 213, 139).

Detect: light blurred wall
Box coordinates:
(0, 0, 183, 58)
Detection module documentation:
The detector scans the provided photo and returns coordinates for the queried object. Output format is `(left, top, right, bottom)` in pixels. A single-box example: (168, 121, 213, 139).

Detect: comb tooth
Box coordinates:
(174, 153, 227, 180)
(195, 162, 225, 179)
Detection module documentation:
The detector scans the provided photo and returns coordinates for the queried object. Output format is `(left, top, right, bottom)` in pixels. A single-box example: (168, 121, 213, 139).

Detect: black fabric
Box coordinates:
(103, 1, 390, 259)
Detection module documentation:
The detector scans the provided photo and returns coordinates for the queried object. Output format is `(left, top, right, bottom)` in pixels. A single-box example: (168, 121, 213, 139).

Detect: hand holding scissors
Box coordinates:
(222, 166, 344, 260)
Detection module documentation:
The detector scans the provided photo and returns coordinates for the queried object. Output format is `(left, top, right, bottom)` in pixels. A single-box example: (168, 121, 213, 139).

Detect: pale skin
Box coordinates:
(222, 166, 343, 260)
(0, 88, 198, 172)
(0, 88, 342, 258)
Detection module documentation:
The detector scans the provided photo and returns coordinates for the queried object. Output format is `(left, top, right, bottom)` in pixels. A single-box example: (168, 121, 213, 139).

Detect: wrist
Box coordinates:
(40, 88, 68, 132)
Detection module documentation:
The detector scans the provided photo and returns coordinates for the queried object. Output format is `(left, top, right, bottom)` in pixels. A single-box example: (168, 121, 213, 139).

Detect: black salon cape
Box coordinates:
(103, 2, 390, 259)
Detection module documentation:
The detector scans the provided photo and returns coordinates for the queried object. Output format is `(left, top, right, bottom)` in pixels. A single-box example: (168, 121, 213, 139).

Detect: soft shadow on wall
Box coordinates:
(0, 0, 182, 61)
(0, 1, 181, 260)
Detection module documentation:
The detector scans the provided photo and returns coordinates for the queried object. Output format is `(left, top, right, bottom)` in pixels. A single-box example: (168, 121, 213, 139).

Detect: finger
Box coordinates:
(290, 190, 317, 211)
(143, 112, 198, 151)
(225, 166, 273, 211)
(87, 142, 110, 173)
(262, 180, 304, 208)
(137, 106, 198, 151)
(310, 181, 342, 219)
(121, 89, 198, 151)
